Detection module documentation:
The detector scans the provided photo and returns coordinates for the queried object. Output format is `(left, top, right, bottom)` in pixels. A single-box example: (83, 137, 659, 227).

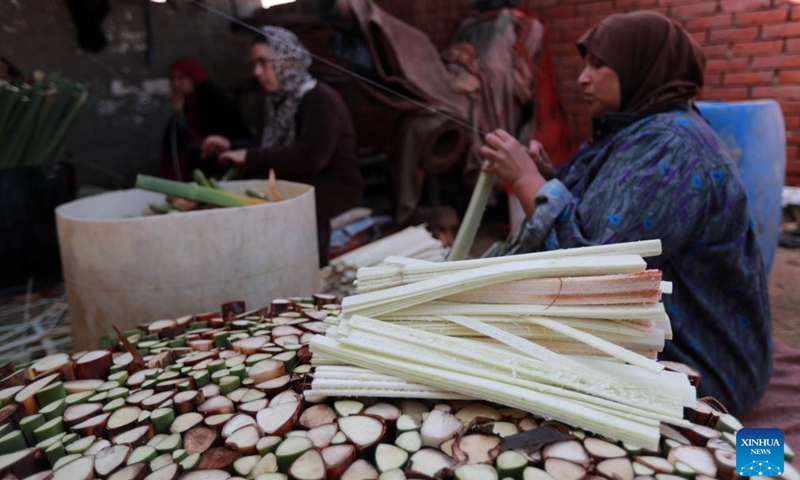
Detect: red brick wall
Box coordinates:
(347, 0, 800, 185)
(531, 0, 800, 185)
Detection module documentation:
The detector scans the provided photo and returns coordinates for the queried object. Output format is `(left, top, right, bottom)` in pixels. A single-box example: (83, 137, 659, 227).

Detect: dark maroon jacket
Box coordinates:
(244, 82, 364, 265)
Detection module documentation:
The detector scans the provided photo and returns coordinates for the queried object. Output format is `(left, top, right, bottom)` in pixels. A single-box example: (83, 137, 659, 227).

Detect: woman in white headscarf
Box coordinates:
(203, 27, 363, 267)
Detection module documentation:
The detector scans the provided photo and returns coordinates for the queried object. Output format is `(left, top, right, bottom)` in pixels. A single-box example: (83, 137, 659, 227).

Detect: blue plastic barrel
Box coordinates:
(696, 100, 786, 275)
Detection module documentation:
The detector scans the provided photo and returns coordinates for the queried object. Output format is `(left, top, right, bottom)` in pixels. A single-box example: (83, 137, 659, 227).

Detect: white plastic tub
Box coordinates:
(56, 180, 319, 350)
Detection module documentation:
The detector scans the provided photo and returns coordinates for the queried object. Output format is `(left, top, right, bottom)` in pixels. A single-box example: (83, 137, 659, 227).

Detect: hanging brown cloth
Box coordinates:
(331, 0, 470, 120)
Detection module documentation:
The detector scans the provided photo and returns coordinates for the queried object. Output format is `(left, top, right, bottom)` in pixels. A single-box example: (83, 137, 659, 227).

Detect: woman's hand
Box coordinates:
(219, 149, 247, 166)
(480, 129, 548, 218)
(201, 135, 232, 159)
(480, 129, 546, 187)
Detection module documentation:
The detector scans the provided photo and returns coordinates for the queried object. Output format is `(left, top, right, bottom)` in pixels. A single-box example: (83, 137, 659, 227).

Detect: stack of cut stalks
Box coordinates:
(311, 240, 693, 450)
(322, 226, 447, 298)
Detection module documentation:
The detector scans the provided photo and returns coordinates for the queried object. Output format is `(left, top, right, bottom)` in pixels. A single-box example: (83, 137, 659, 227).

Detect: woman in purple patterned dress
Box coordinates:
(480, 11, 772, 416)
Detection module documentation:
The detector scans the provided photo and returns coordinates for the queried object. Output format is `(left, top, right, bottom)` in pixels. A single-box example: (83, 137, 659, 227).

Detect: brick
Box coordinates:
(751, 56, 800, 70)
(708, 27, 759, 44)
(561, 55, 586, 68)
(586, 14, 615, 27)
(763, 23, 800, 39)
(562, 103, 582, 115)
(614, 0, 658, 10)
(558, 79, 581, 93)
(550, 28, 588, 43)
(564, 73, 585, 85)
(786, 39, 800, 52)
(734, 9, 789, 26)
(555, 64, 583, 75)
(702, 87, 749, 101)
(784, 115, 800, 129)
(779, 101, 800, 114)
(724, 71, 775, 86)
(576, 1, 616, 15)
(555, 64, 580, 74)
(540, 5, 576, 18)
(550, 42, 580, 55)
(526, 0, 559, 7)
(720, 0, 771, 12)
(705, 73, 723, 86)
(793, 6, 800, 21)
(671, 2, 718, 18)
(705, 58, 750, 73)
(548, 30, 569, 43)
(684, 13, 733, 31)
(549, 16, 589, 31)
(566, 107, 590, 119)
(661, 0, 711, 5)
(753, 86, 800, 99)
(780, 71, 800, 83)
(688, 30, 708, 44)
(788, 146, 799, 159)
(731, 40, 784, 55)
(703, 44, 731, 58)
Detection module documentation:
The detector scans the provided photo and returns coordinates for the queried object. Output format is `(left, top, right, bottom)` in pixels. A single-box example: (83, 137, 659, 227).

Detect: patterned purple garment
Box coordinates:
(518, 105, 773, 416)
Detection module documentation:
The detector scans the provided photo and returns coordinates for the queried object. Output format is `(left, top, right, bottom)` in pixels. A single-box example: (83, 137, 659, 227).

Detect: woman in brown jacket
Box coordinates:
(203, 27, 363, 267)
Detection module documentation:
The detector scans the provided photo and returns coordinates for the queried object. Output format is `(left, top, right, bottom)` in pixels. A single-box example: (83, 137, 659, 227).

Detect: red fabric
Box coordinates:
(528, 20, 576, 167)
(742, 338, 800, 465)
(170, 57, 209, 86)
(506, 10, 575, 167)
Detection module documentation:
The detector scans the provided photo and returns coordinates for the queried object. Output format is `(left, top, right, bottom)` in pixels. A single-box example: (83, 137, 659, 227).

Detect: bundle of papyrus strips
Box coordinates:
(309, 240, 695, 450)
(322, 226, 447, 298)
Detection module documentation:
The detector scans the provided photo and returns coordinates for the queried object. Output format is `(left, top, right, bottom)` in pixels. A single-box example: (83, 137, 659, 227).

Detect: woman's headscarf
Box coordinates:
(258, 26, 316, 147)
(577, 11, 706, 114)
(170, 57, 209, 87)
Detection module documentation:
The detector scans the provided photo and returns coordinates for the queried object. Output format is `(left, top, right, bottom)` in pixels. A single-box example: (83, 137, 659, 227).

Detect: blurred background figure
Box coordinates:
(161, 57, 251, 181)
(202, 28, 363, 267)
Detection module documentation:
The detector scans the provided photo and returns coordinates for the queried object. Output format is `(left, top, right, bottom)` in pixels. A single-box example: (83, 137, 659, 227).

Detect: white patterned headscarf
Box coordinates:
(258, 26, 317, 147)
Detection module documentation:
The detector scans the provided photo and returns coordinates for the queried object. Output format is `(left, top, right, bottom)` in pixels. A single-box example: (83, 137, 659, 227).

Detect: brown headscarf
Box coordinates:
(577, 11, 706, 114)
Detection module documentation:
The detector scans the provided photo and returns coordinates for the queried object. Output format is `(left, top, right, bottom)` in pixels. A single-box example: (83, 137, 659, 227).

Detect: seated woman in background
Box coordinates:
(161, 57, 251, 181)
(202, 27, 363, 267)
(480, 11, 772, 417)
